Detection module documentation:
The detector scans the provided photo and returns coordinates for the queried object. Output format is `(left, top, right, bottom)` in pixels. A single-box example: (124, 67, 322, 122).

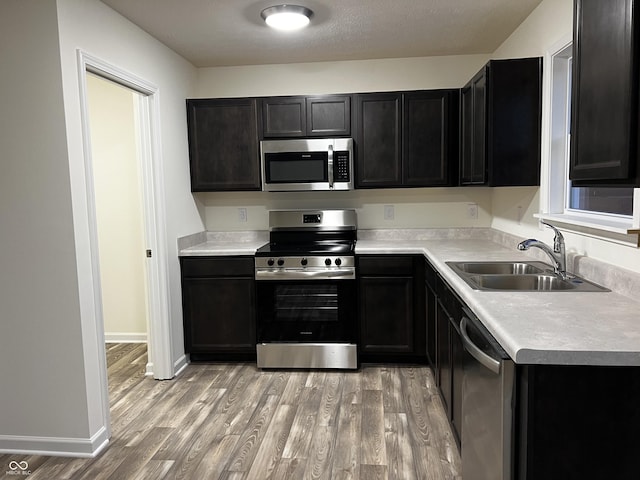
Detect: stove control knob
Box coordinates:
(277, 258, 285, 267)
(267, 258, 275, 267)
(335, 258, 342, 266)
(301, 258, 308, 266)
(325, 258, 332, 266)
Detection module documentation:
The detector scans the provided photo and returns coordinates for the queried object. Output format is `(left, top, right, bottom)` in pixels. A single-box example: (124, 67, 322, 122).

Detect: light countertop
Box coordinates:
(179, 235, 640, 366)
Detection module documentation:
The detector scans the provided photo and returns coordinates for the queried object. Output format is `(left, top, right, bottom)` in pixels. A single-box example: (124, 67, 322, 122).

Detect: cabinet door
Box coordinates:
(187, 98, 260, 191)
(306, 95, 351, 136)
(450, 318, 464, 446)
(360, 276, 414, 353)
(262, 96, 306, 137)
(403, 90, 457, 186)
(355, 93, 402, 187)
(570, 0, 638, 184)
(489, 58, 542, 186)
(436, 298, 452, 417)
(460, 85, 474, 184)
(471, 70, 487, 184)
(182, 277, 256, 354)
(425, 259, 438, 367)
(460, 69, 487, 185)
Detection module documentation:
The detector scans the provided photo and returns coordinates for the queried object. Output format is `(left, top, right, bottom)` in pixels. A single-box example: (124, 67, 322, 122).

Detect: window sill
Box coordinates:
(535, 213, 640, 247)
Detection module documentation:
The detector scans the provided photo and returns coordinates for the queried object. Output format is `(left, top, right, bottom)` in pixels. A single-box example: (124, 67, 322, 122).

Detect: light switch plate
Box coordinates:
(384, 204, 395, 220)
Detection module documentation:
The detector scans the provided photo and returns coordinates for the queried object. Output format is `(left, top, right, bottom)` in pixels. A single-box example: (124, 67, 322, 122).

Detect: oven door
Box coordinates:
(256, 278, 356, 343)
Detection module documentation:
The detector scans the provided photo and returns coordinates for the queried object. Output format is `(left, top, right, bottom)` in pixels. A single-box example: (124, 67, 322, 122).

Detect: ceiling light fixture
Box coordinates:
(261, 4, 314, 31)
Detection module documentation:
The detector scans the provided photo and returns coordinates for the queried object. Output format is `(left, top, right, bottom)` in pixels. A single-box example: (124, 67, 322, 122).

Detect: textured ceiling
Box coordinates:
(100, 0, 544, 68)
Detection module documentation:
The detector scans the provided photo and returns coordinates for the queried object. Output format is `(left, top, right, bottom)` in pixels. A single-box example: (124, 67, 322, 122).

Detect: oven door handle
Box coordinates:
(255, 268, 355, 280)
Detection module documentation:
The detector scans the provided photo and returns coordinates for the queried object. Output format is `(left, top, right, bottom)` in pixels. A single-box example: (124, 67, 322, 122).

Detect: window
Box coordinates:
(542, 38, 639, 237)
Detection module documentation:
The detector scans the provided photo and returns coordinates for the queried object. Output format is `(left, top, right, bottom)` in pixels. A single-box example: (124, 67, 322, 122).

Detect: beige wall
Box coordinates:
(195, 54, 490, 98)
(87, 74, 148, 340)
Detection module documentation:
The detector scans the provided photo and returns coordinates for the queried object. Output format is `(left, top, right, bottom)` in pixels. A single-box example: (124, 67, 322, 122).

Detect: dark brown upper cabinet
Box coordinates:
(355, 93, 403, 187)
(355, 90, 458, 188)
(186, 98, 261, 191)
(261, 95, 351, 138)
(570, 0, 640, 186)
(404, 90, 459, 186)
(460, 57, 542, 187)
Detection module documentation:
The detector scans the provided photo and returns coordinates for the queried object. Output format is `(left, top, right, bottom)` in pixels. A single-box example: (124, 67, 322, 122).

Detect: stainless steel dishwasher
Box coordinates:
(460, 307, 515, 480)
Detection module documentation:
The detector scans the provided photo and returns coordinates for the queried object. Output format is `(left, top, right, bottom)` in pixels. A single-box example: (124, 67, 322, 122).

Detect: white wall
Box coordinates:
(489, 0, 640, 273)
(55, 0, 201, 382)
(0, 0, 94, 452)
(0, 0, 201, 456)
(87, 74, 148, 340)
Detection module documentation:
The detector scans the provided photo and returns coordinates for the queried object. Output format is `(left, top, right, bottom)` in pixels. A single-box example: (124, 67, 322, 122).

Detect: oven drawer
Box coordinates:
(180, 256, 254, 277)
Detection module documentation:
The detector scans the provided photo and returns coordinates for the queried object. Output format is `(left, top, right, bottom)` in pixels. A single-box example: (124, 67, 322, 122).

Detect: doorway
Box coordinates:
(85, 73, 150, 346)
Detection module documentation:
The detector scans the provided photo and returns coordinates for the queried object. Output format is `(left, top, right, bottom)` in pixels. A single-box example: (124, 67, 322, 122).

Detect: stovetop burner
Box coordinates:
(255, 240, 354, 257)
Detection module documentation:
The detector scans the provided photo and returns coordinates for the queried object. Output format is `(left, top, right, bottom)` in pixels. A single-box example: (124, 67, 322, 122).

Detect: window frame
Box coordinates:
(539, 35, 640, 244)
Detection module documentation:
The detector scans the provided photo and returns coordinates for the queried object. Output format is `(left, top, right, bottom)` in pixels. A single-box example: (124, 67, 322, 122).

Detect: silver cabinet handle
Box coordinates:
(460, 317, 501, 374)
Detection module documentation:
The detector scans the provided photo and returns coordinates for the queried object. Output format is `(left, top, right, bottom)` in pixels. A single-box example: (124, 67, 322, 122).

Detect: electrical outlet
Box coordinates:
(238, 207, 248, 222)
(467, 203, 478, 220)
(384, 204, 395, 220)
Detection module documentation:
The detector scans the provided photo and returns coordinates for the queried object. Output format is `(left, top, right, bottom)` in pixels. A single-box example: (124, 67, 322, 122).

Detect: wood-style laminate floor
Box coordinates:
(1, 343, 461, 480)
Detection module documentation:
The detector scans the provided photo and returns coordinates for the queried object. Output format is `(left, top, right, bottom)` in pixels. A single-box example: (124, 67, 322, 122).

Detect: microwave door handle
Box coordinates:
(327, 145, 334, 189)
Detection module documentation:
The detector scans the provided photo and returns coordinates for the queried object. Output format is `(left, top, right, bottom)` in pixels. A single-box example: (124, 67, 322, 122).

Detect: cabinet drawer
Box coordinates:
(180, 256, 254, 277)
(358, 256, 414, 275)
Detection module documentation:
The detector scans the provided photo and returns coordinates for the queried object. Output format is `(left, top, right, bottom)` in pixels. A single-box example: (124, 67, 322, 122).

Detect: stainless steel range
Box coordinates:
(255, 209, 358, 369)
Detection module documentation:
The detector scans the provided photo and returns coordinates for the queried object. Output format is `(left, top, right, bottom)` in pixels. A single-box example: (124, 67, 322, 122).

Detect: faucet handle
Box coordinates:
(540, 221, 564, 251)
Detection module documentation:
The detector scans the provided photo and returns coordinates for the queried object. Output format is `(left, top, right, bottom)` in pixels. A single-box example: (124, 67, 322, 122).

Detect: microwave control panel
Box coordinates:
(334, 151, 351, 181)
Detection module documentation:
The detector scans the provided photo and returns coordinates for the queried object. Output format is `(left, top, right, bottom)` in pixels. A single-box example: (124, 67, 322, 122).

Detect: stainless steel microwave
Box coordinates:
(260, 138, 354, 192)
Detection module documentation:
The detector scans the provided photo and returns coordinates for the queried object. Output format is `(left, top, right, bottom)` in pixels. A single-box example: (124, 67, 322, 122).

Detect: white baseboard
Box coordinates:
(104, 332, 147, 343)
(0, 426, 109, 458)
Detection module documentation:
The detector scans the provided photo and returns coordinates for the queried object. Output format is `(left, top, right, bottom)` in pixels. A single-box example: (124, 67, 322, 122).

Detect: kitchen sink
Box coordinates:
(470, 274, 576, 291)
(446, 261, 609, 292)
(449, 261, 550, 275)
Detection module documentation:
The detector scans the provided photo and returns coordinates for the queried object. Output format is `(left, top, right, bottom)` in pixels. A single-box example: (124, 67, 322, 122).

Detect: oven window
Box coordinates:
(274, 284, 338, 322)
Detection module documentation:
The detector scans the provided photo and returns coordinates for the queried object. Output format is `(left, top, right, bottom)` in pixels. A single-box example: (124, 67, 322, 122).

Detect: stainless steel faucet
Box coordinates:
(517, 221, 567, 279)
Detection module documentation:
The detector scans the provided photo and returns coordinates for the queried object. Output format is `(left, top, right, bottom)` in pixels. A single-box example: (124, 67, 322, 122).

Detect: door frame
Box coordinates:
(76, 50, 174, 395)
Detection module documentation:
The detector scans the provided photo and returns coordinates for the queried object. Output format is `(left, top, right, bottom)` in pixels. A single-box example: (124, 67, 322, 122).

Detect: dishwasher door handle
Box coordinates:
(460, 317, 501, 375)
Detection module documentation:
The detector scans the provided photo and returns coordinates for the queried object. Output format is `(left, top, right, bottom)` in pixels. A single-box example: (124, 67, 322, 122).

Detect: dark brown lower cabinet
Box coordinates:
(357, 255, 426, 363)
(431, 265, 640, 478)
(424, 259, 438, 367)
(435, 273, 463, 446)
(517, 364, 640, 480)
(180, 256, 256, 361)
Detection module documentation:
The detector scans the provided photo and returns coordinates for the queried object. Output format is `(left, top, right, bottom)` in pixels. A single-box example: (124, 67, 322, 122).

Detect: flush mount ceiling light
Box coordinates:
(261, 4, 314, 31)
